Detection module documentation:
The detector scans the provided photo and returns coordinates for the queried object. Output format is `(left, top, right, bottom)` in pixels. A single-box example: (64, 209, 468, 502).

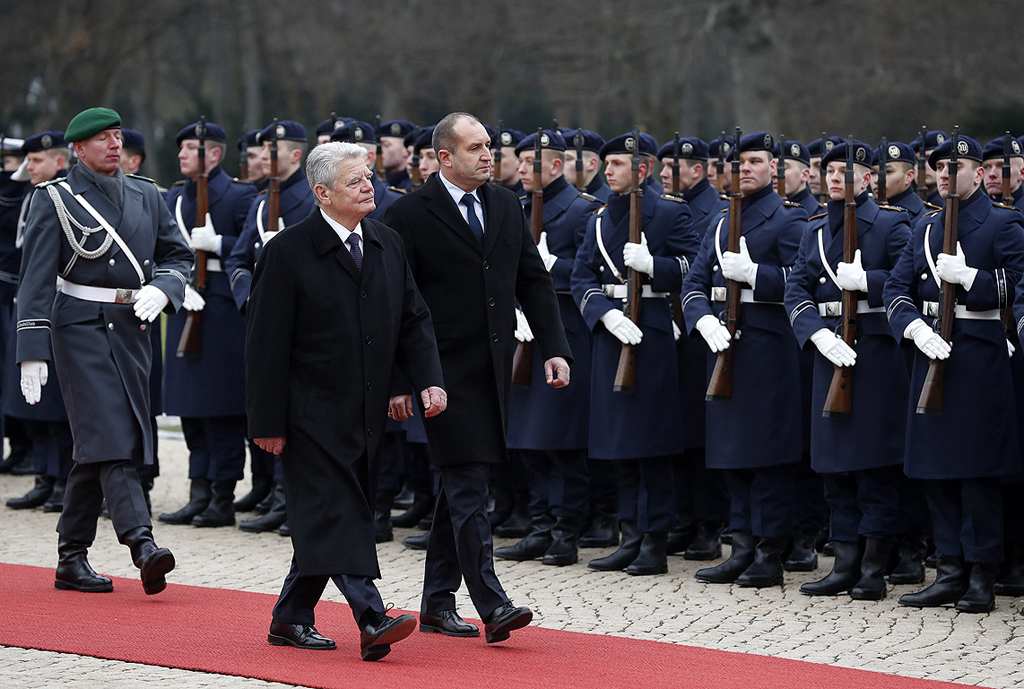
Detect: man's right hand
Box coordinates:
(255, 437, 286, 455)
(389, 394, 414, 420)
(20, 360, 48, 405)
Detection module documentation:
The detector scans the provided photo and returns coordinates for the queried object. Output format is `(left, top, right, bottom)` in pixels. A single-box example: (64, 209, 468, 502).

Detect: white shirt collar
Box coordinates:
(439, 170, 481, 207)
(319, 208, 362, 244)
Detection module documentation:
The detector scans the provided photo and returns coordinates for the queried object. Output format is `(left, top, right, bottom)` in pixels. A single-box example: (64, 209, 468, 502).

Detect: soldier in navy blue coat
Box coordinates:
(497, 129, 599, 566)
(330, 121, 406, 223)
(378, 119, 416, 191)
(571, 131, 699, 576)
(888, 134, 1024, 613)
(876, 141, 940, 225)
(224, 120, 315, 535)
(159, 121, 257, 529)
(777, 140, 825, 219)
(315, 116, 353, 145)
(656, 138, 730, 560)
(681, 131, 808, 588)
(911, 130, 949, 206)
(786, 140, 912, 600)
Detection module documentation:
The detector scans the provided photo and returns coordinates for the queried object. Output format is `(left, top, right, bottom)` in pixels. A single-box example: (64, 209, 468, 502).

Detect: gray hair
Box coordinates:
(306, 142, 368, 204)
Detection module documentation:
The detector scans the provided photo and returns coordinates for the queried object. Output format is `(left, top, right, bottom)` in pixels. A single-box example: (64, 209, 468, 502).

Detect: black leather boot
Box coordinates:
(784, 527, 819, 572)
(543, 516, 582, 566)
(737, 537, 787, 588)
(496, 514, 554, 561)
(239, 483, 287, 532)
(800, 540, 861, 596)
(684, 521, 724, 561)
(394, 486, 414, 509)
(123, 526, 175, 595)
(158, 477, 211, 525)
(253, 486, 276, 514)
(392, 492, 435, 528)
(899, 557, 969, 608)
(888, 534, 928, 585)
(579, 501, 619, 548)
(234, 474, 273, 512)
(626, 531, 669, 576)
(42, 479, 66, 513)
(850, 538, 892, 601)
(192, 480, 237, 527)
(374, 491, 394, 543)
(994, 544, 1024, 596)
(955, 563, 998, 613)
(6, 474, 55, 509)
(695, 530, 756, 584)
(0, 443, 28, 474)
(494, 500, 531, 537)
(588, 521, 641, 571)
(666, 522, 697, 555)
(54, 539, 114, 592)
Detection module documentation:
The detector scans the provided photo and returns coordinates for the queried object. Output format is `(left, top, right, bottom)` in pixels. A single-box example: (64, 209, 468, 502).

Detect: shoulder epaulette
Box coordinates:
(231, 177, 250, 185)
(924, 208, 942, 217)
(782, 200, 801, 208)
(719, 208, 729, 214)
(36, 178, 63, 189)
(518, 194, 528, 202)
(718, 193, 729, 200)
(594, 205, 606, 216)
(660, 194, 684, 203)
(388, 185, 408, 195)
(924, 201, 942, 211)
(127, 173, 158, 185)
(878, 204, 904, 212)
(994, 201, 1020, 212)
(579, 192, 598, 202)
(816, 201, 827, 208)
(808, 212, 827, 221)
(257, 188, 268, 197)
(171, 179, 186, 187)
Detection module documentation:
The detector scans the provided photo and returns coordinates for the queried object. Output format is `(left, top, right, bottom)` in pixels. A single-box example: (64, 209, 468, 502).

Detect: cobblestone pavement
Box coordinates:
(1, 430, 1022, 688)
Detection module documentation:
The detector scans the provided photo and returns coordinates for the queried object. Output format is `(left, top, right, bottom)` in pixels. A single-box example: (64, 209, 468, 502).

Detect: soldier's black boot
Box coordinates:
(239, 483, 287, 532)
(899, 557, 969, 608)
(579, 500, 619, 548)
(234, 474, 273, 512)
(626, 531, 669, 576)
(158, 477, 211, 525)
(253, 487, 275, 515)
(850, 538, 892, 601)
(192, 480, 237, 527)
(496, 514, 554, 561)
(543, 516, 581, 566)
(801, 540, 861, 596)
(784, 527, 819, 572)
(0, 443, 28, 474)
(374, 491, 394, 543)
(737, 537, 787, 588)
(54, 539, 114, 592)
(666, 521, 696, 555)
(494, 500, 531, 538)
(888, 534, 928, 585)
(955, 563, 998, 613)
(6, 474, 55, 509)
(123, 526, 175, 595)
(994, 544, 1024, 596)
(695, 530, 756, 584)
(588, 521, 642, 571)
(684, 521, 724, 561)
(42, 479, 66, 513)
(392, 491, 435, 528)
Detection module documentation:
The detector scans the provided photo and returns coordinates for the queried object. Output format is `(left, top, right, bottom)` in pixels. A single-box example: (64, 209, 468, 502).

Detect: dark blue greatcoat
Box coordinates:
(785, 194, 911, 473)
(163, 165, 256, 417)
(889, 187, 941, 226)
(507, 176, 599, 450)
(681, 185, 807, 469)
(571, 182, 699, 460)
(789, 186, 825, 219)
(888, 191, 1024, 479)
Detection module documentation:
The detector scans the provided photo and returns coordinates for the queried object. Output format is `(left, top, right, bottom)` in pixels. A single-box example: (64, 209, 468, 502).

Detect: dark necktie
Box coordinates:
(346, 233, 362, 270)
(460, 193, 484, 244)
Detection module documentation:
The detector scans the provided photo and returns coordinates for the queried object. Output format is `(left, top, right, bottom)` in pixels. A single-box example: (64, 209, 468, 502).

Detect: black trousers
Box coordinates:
(822, 466, 901, 543)
(272, 555, 383, 628)
(725, 465, 796, 539)
(26, 420, 73, 479)
(422, 462, 508, 619)
(181, 415, 247, 482)
(615, 456, 676, 533)
(672, 447, 729, 526)
(57, 460, 151, 543)
(519, 448, 590, 521)
(925, 478, 1003, 564)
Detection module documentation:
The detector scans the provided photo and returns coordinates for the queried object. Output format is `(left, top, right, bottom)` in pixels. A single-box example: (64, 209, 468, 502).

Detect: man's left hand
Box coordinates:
(420, 386, 447, 417)
(133, 285, 169, 322)
(544, 357, 570, 388)
(255, 436, 286, 455)
(389, 394, 414, 420)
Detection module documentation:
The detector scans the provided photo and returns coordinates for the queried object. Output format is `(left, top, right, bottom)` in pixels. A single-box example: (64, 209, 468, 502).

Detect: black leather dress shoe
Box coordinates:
(268, 621, 337, 650)
(403, 531, 430, 550)
(360, 612, 416, 661)
(484, 602, 532, 644)
(419, 609, 480, 637)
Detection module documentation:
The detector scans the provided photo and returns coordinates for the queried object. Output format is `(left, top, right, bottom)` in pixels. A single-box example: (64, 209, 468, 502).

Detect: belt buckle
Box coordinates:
(825, 302, 841, 318)
(711, 286, 727, 302)
(115, 288, 133, 304)
(923, 301, 938, 318)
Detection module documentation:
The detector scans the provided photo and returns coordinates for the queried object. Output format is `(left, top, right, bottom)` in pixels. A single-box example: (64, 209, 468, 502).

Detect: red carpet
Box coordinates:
(0, 563, 977, 689)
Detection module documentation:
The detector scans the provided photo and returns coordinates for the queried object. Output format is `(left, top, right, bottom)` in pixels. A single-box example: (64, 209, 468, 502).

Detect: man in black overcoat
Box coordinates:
(246, 142, 447, 661)
(384, 112, 572, 644)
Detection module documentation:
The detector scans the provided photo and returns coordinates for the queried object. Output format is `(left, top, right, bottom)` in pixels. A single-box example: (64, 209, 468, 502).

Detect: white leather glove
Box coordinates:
(696, 314, 731, 353)
(20, 360, 47, 405)
(189, 212, 222, 254)
(835, 249, 868, 292)
(1009, 339, 1017, 358)
(133, 285, 169, 323)
(935, 242, 978, 291)
(672, 320, 682, 341)
(537, 231, 557, 272)
(810, 328, 857, 367)
(600, 309, 643, 345)
(514, 308, 534, 343)
(905, 318, 951, 360)
(183, 285, 206, 312)
(720, 236, 757, 286)
(278, 216, 286, 231)
(623, 232, 655, 277)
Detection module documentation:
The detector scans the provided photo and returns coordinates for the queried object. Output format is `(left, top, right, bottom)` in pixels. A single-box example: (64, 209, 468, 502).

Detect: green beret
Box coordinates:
(65, 107, 121, 143)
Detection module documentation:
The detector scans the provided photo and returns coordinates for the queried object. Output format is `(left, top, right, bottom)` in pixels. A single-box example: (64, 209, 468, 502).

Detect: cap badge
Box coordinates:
(500, 132, 512, 146)
(888, 144, 900, 159)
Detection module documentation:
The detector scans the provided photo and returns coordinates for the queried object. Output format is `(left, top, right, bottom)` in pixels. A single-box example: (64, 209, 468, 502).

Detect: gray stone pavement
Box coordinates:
(1, 430, 1023, 688)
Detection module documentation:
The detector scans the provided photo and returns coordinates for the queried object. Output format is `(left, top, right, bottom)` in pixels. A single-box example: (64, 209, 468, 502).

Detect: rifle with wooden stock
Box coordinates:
(612, 126, 644, 393)
(374, 114, 385, 181)
(877, 137, 888, 205)
(511, 128, 545, 388)
(777, 134, 787, 198)
(669, 133, 685, 330)
(706, 126, 742, 400)
(917, 126, 960, 415)
(410, 127, 422, 190)
(176, 117, 208, 357)
(819, 131, 828, 203)
(917, 125, 928, 202)
(822, 136, 858, 416)
(267, 118, 281, 238)
(1002, 131, 1014, 332)
(715, 131, 726, 193)
(574, 128, 586, 192)
(493, 119, 504, 186)
(671, 132, 681, 195)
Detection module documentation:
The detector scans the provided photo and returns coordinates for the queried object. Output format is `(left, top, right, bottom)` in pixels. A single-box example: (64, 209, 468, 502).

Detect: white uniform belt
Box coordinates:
(603, 284, 669, 300)
(711, 287, 781, 305)
(61, 281, 139, 304)
(204, 257, 222, 272)
(921, 301, 1001, 321)
(817, 300, 886, 317)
